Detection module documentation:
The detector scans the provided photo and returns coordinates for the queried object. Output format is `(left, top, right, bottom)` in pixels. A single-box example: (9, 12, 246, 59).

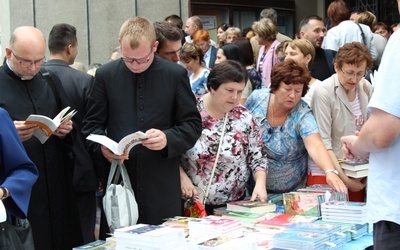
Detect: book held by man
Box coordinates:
(340, 159, 369, 178)
(226, 200, 276, 213)
(25, 106, 77, 144)
(86, 131, 146, 155)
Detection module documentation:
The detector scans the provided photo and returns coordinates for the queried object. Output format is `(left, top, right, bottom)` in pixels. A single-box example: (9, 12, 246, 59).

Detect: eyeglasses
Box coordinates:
(121, 49, 152, 64)
(340, 68, 365, 79)
(12, 52, 45, 68)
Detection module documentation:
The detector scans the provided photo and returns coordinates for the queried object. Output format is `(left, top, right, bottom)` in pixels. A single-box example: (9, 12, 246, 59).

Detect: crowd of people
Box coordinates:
(0, 0, 399, 249)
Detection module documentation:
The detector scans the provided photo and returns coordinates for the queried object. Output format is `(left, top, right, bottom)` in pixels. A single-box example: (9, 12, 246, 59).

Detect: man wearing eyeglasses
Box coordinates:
(0, 26, 83, 249)
(82, 16, 202, 239)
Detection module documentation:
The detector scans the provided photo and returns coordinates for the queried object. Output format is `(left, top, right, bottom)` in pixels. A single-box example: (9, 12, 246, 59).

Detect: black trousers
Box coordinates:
(373, 220, 400, 250)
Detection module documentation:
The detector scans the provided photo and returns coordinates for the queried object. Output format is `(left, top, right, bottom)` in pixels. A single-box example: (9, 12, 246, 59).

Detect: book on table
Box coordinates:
(221, 211, 269, 224)
(86, 131, 146, 155)
(226, 200, 276, 213)
(25, 106, 77, 144)
(283, 192, 324, 217)
(255, 213, 318, 228)
(113, 224, 186, 247)
(72, 240, 116, 250)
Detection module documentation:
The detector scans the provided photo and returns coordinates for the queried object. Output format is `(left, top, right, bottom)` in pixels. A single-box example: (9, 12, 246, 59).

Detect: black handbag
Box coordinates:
(0, 218, 35, 250)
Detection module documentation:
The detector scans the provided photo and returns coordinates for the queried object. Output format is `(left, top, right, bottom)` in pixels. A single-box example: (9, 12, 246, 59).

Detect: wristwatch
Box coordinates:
(325, 169, 339, 175)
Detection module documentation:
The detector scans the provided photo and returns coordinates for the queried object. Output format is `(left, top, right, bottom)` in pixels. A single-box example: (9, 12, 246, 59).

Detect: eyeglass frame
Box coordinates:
(121, 48, 153, 64)
(12, 52, 46, 68)
(340, 68, 366, 79)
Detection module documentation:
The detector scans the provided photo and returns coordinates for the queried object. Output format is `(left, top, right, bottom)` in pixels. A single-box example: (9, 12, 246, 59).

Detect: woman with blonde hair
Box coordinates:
(283, 39, 317, 105)
(180, 43, 210, 95)
(225, 27, 242, 44)
(252, 18, 280, 88)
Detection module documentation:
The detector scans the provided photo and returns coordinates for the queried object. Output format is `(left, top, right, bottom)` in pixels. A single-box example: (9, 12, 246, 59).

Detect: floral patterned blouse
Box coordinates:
(190, 69, 209, 96)
(245, 89, 319, 193)
(181, 96, 268, 205)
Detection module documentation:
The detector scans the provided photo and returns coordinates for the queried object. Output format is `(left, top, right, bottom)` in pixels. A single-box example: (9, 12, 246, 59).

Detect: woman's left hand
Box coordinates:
(325, 172, 348, 194)
(251, 182, 268, 202)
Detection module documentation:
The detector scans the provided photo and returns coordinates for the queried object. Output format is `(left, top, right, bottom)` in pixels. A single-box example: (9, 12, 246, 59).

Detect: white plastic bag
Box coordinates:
(103, 160, 138, 233)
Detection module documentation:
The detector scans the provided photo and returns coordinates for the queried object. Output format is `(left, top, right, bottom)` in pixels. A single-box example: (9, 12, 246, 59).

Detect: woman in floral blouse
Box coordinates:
(180, 60, 268, 215)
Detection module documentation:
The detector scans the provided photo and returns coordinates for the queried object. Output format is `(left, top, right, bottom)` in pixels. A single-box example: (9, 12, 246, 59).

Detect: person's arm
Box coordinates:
(251, 170, 267, 202)
(163, 68, 202, 158)
(246, 115, 268, 202)
(1, 109, 38, 218)
(342, 108, 400, 159)
(179, 166, 197, 199)
(304, 134, 348, 194)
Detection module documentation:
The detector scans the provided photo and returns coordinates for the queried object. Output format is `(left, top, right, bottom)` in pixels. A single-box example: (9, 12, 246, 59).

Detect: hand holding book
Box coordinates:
(24, 106, 77, 143)
(86, 131, 147, 155)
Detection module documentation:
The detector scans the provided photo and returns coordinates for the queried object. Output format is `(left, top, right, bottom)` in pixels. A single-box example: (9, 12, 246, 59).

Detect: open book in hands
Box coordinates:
(25, 106, 77, 144)
(86, 131, 147, 155)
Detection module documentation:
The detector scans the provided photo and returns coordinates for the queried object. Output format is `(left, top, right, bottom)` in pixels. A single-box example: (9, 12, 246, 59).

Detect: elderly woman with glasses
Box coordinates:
(310, 42, 373, 202)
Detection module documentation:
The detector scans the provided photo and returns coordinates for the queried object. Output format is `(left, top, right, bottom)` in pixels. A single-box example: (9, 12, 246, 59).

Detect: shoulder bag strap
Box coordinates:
(39, 67, 62, 110)
(203, 112, 229, 204)
(356, 23, 367, 45)
(324, 49, 335, 75)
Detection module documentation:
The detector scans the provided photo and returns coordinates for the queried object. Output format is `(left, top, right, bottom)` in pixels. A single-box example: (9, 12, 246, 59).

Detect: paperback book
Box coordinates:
(87, 131, 146, 155)
(343, 169, 368, 178)
(25, 106, 77, 143)
(226, 200, 276, 213)
(113, 224, 185, 246)
(340, 160, 369, 171)
(221, 211, 268, 225)
(283, 192, 323, 217)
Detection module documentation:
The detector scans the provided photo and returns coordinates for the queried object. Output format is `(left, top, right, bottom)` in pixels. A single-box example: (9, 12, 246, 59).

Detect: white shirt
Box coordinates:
(203, 46, 212, 69)
(324, 21, 378, 62)
(366, 29, 400, 225)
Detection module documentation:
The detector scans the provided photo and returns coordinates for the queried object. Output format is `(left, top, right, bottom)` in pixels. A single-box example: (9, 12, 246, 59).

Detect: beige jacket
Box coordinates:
(310, 74, 373, 158)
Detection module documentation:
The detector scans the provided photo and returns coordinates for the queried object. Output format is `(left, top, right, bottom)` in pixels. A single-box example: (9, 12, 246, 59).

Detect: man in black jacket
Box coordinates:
(82, 16, 202, 239)
(299, 15, 337, 81)
(44, 23, 97, 244)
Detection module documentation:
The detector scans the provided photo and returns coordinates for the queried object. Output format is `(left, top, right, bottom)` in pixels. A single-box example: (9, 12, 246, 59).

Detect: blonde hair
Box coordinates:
(225, 27, 242, 37)
(283, 39, 315, 67)
(355, 11, 377, 30)
(119, 16, 156, 49)
(252, 18, 277, 41)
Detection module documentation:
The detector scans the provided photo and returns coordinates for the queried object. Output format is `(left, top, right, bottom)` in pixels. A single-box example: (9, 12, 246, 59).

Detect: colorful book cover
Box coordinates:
(283, 193, 321, 217)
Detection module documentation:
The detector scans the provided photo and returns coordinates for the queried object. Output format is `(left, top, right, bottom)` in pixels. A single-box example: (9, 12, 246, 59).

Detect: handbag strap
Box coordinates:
(203, 112, 229, 204)
(107, 160, 133, 190)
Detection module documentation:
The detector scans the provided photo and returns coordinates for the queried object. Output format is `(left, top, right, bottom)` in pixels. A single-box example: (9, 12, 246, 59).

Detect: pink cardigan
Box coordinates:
(256, 39, 281, 88)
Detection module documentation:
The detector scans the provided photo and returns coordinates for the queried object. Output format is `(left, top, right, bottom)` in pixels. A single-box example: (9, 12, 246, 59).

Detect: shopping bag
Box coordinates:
(103, 160, 138, 233)
(183, 187, 207, 218)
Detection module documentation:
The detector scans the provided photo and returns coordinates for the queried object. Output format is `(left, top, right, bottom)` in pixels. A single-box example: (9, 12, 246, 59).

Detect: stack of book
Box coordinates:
(187, 215, 243, 239)
(255, 213, 319, 228)
(113, 224, 186, 250)
(349, 223, 369, 240)
(226, 200, 277, 214)
(340, 160, 369, 178)
(213, 200, 276, 225)
(189, 236, 257, 250)
(73, 240, 116, 250)
(321, 201, 367, 224)
(283, 185, 348, 218)
(286, 222, 345, 248)
(270, 230, 332, 250)
(314, 220, 354, 243)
